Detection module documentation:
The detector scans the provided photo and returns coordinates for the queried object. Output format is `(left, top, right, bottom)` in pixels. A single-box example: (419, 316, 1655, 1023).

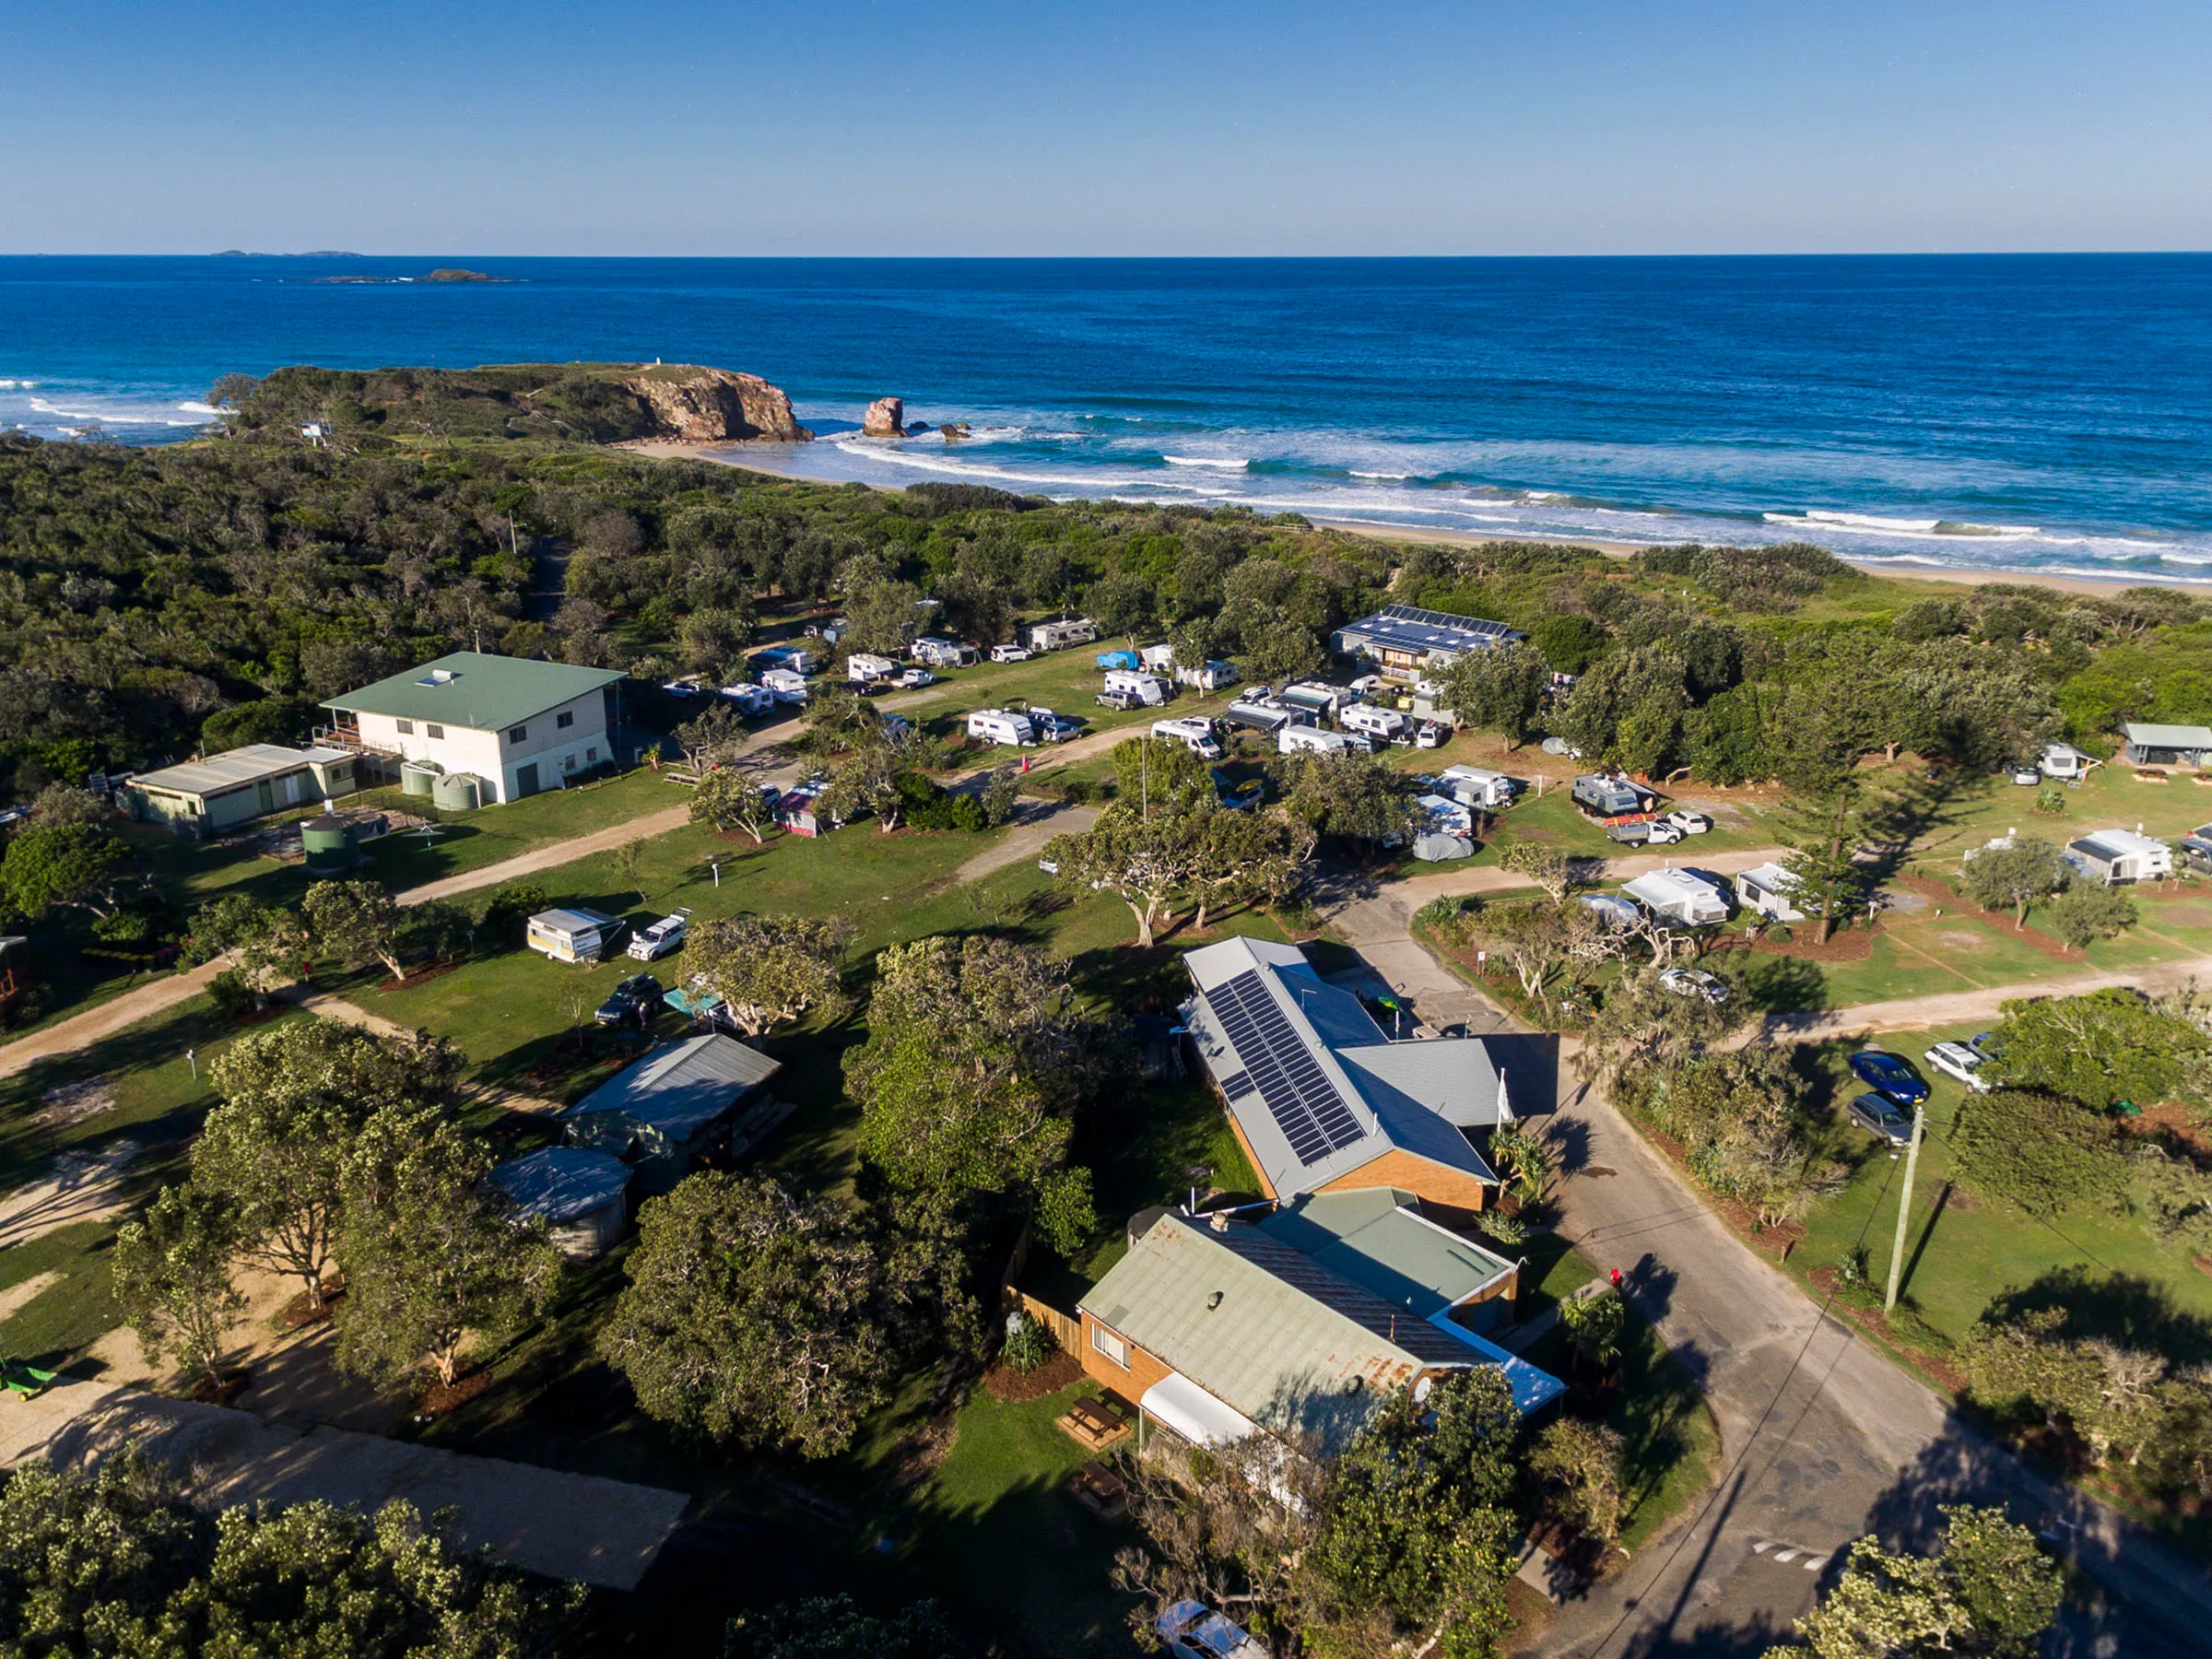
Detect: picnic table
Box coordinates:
(1056, 1394, 1133, 1453)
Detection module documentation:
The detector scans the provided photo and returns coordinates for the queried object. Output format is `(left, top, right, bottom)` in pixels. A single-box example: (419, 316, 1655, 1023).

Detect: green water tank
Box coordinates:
(400, 759, 441, 797)
(300, 815, 359, 876)
(431, 771, 483, 812)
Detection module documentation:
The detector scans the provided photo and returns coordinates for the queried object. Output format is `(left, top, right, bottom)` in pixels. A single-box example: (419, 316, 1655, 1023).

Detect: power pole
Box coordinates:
(1885, 1101, 1926, 1311)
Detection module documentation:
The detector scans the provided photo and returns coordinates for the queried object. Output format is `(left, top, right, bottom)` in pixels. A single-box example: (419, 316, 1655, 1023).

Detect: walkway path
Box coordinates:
(1766, 951, 2212, 1042)
(1318, 888, 2212, 1658)
(0, 1377, 688, 1591)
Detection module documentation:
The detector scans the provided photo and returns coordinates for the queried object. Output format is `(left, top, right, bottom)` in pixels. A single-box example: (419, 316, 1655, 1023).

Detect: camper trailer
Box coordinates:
(1224, 698, 1302, 736)
(1279, 682, 1351, 722)
(846, 653, 899, 686)
(1102, 671, 1170, 707)
(1029, 618, 1100, 653)
(1417, 794, 1475, 835)
(1437, 765, 1519, 809)
(1279, 725, 1369, 757)
(1622, 870, 1731, 927)
(753, 645, 817, 677)
(1340, 703, 1409, 744)
(912, 636, 976, 668)
(759, 668, 810, 706)
(775, 781, 840, 838)
(1176, 659, 1239, 693)
(2039, 742, 2101, 781)
(967, 709, 1036, 747)
(1151, 717, 1223, 760)
(1572, 773, 1649, 818)
(718, 682, 775, 717)
(1734, 863, 1807, 923)
(526, 908, 628, 965)
(2066, 829, 2174, 886)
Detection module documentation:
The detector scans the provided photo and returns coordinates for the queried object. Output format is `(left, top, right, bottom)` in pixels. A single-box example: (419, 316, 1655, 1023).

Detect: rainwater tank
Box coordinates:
(400, 759, 441, 797)
(300, 815, 359, 876)
(431, 771, 484, 812)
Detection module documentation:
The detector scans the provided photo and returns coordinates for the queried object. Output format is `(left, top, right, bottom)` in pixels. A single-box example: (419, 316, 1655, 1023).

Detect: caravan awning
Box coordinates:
(1140, 1373, 1259, 1448)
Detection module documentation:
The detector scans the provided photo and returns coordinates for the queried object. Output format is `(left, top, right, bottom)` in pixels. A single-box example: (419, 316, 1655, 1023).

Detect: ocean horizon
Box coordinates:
(5, 253, 2209, 583)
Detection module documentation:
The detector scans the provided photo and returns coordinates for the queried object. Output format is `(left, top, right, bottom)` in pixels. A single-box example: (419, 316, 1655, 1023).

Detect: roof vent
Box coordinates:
(1207, 1210, 1230, 1233)
(1206, 1290, 1224, 1311)
(416, 669, 460, 688)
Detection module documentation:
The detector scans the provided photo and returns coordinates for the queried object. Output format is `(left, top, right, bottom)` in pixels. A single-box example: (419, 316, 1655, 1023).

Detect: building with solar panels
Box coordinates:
(1180, 935, 1510, 1223)
(1328, 605, 1527, 682)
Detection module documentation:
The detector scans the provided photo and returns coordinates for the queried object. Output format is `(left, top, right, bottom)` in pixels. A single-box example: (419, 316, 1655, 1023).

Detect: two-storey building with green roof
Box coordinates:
(320, 651, 627, 804)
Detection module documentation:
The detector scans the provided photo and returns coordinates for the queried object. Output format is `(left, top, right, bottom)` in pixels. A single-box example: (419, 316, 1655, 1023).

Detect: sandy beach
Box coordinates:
(640, 440, 2197, 603)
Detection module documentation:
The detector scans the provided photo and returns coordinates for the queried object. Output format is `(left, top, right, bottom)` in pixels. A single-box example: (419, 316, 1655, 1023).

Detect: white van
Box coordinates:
(1340, 703, 1408, 744)
(1102, 671, 1170, 707)
(847, 653, 898, 685)
(967, 709, 1036, 747)
(1279, 725, 1370, 757)
(1151, 717, 1223, 760)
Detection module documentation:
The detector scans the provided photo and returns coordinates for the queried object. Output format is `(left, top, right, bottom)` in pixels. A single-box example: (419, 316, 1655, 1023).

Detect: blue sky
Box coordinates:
(3, 1, 2207, 254)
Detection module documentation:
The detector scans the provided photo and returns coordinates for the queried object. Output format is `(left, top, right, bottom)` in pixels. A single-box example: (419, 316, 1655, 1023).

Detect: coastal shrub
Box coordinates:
(481, 882, 552, 945)
(1951, 1089, 2124, 1216)
(897, 774, 988, 832)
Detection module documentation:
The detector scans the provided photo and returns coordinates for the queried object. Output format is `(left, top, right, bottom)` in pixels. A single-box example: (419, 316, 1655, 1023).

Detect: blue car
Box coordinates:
(1849, 1049, 1929, 1107)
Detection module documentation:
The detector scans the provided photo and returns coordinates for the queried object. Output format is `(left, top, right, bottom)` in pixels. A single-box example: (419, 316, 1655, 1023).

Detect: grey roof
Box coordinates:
(129, 744, 349, 799)
(1257, 1189, 1515, 1316)
(2069, 830, 2169, 864)
(324, 651, 623, 731)
(531, 908, 620, 935)
(1331, 605, 1525, 660)
(1181, 936, 1503, 1198)
(488, 1147, 631, 1223)
(564, 1033, 782, 1140)
(2122, 723, 2212, 748)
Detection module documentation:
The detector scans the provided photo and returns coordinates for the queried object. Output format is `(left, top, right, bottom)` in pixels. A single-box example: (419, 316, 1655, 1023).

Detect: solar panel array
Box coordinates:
(1206, 971, 1367, 1166)
(1376, 605, 1523, 642)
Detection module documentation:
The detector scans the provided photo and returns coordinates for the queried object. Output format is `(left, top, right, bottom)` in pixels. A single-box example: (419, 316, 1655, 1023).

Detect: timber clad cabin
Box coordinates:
(320, 651, 626, 805)
(124, 744, 360, 834)
(1328, 605, 1526, 682)
(1077, 1206, 1559, 1456)
(1180, 936, 1509, 1221)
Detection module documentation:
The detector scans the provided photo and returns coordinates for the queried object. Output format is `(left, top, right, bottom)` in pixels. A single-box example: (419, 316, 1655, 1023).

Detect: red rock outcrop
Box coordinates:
(618, 366, 812, 441)
(862, 396, 908, 438)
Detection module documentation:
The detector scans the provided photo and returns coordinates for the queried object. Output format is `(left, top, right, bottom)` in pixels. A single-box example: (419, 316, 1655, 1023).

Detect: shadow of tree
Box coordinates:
(1733, 955, 1830, 1014)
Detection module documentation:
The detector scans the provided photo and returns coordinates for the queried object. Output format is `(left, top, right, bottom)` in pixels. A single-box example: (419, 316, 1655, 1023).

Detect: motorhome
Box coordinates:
(1340, 703, 1409, 744)
(1437, 765, 1518, 809)
(1279, 725, 1370, 757)
(1029, 617, 1100, 653)
(846, 653, 899, 685)
(1102, 671, 1170, 707)
(1152, 717, 1223, 760)
(759, 668, 810, 705)
(967, 709, 1037, 747)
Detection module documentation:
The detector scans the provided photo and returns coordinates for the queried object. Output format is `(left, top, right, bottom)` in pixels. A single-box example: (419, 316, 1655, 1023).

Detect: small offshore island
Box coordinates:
(311, 267, 514, 285)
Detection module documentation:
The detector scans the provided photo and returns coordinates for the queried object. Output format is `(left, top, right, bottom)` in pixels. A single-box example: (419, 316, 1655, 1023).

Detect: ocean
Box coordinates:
(4, 253, 2209, 582)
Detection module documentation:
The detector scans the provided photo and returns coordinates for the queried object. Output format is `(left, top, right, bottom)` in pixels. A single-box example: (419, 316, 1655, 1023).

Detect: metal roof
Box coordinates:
(530, 908, 620, 935)
(488, 1147, 631, 1223)
(564, 1033, 782, 1141)
(129, 744, 351, 799)
(1181, 936, 1502, 1199)
(324, 651, 624, 731)
(2122, 723, 2212, 748)
(2069, 830, 2170, 862)
(1331, 605, 1526, 660)
(1257, 1189, 1515, 1315)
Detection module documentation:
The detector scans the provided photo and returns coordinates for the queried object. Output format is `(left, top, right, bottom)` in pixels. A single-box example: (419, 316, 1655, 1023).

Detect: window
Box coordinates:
(556, 710, 574, 730)
(1090, 1324, 1127, 1368)
(508, 725, 527, 744)
(585, 746, 598, 764)
(395, 719, 414, 735)
(562, 753, 578, 771)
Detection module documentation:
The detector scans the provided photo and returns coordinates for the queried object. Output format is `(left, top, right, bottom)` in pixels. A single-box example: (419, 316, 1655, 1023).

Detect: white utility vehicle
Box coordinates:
(628, 908, 693, 962)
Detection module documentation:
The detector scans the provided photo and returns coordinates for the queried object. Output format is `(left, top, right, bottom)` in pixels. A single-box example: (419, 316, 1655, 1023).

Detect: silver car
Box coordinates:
(1923, 1041, 1990, 1091)
(1846, 1092, 1914, 1147)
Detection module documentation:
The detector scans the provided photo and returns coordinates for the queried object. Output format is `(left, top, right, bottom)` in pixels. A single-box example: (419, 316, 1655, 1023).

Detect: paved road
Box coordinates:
(1319, 881, 2212, 1659)
(0, 1378, 688, 1591)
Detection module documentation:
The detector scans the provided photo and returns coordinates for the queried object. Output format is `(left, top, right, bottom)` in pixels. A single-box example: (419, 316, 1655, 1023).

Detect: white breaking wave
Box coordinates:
(1162, 454, 1250, 469)
(175, 400, 224, 416)
(1350, 469, 1411, 480)
(0, 380, 36, 389)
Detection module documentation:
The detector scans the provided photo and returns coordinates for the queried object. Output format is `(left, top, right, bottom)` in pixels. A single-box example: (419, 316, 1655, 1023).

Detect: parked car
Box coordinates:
(1665, 809, 1713, 835)
(2008, 763, 2042, 786)
(1097, 688, 1141, 712)
(892, 667, 937, 689)
(1923, 1040, 1990, 1091)
(627, 909, 692, 962)
(1643, 819, 1686, 845)
(1030, 708, 1083, 742)
(1846, 1091, 1916, 1147)
(659, 677, 703, 699)
(1968, 1030, 2004, 1064)
(990, 642, 1031, 663)
(1657, 966, 1731, 1004)
(1158, 1600, 1268, 1659)
(1414, 721, 1442, 749)
(594, 973, 665, 1028)
(1849, 1049, 1930, 1107)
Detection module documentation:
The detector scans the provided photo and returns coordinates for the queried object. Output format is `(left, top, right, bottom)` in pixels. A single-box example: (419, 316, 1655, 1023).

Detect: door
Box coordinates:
(513, 762, 540, 799)
(283, 772, 302, 806)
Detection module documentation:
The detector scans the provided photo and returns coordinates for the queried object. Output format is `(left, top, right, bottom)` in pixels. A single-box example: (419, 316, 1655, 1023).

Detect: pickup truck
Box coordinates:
(1604, 816, 1683, 845)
